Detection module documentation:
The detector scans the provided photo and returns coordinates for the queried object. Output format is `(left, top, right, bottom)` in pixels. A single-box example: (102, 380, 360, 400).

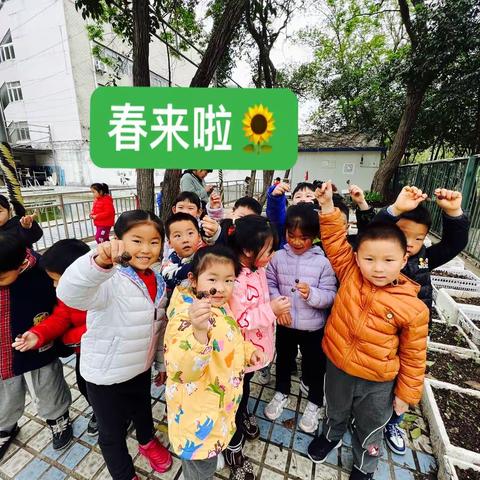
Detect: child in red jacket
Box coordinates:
(12, 239, 98, 435)
(90, 183, 116, 244)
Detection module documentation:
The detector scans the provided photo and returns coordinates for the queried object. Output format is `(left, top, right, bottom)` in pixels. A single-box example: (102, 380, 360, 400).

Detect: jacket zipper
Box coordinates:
(292, 255, 300, 329)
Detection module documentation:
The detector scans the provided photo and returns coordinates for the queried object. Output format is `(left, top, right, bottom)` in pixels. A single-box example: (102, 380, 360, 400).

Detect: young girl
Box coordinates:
(165, 245, 263, 480)
(57, 210, 172, 480)
(226, 216, 290, 461)
(90, 183, 115, 244)
(265, 203, 337, 433)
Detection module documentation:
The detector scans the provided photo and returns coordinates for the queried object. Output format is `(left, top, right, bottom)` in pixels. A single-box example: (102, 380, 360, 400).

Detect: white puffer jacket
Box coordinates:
(57, 252, 167, 385)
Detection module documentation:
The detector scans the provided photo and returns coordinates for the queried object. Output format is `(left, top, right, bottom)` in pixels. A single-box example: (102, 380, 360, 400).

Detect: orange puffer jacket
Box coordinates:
(320, 209, 429, 405)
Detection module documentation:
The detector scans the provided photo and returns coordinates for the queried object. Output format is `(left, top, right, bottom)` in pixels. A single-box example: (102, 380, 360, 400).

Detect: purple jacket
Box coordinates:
(266, 245, 337, 331)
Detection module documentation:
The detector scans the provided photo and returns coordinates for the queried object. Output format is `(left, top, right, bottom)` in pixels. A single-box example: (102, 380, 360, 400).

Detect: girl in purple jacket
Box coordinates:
(265, 203, 337, 433)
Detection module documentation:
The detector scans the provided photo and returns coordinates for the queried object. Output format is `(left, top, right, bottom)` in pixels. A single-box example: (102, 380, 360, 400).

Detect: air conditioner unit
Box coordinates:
(94, 59, 108, 74)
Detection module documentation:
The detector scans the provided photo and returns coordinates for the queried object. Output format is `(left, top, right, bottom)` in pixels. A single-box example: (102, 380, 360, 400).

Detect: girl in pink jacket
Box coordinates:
(225, 216, 291, 467)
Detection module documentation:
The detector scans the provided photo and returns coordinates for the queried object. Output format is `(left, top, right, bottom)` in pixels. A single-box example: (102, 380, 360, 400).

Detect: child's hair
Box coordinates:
(0, 194, 26, 217)
(191, 244, 242, 278)
(333, 193, 350, 220)
(275, 177, 281, 182)
(174, 191, 202, 210)
(90, 183, 109, 195)
(399, 205, 432, 230)
(292, 182, 315, 197)
(40, 239, 90, 274)
(233, 196, 262, 215)
(0, 232, 27, 272)
(356, 222, 407, 253)
(286, 203, 319, 239)
(165, 212, 200, 238)
(226, 215, 278, 260)
(114, 210, 164, 239)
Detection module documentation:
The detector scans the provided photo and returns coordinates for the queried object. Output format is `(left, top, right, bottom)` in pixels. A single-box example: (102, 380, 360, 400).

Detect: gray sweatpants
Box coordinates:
(0, 360, 72, 432)
(181, 456, 217, 480)
(323, 359, 394, 474)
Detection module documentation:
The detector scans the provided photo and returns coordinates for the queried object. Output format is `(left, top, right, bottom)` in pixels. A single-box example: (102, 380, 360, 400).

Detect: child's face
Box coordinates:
(121, 223, 162, 271)
(396, 219, 429, 257)
(191, 261, 236, 307)
(0, 205, 10, 227)
(232, 206, 256, 219)
(287, 227, 313, 255)
(355, 239, 408, 287)
(46, 270, 62, 287)
(293, 188, 315, 205)
(253, 236, 274, 268)
(173, 201, 201, 218)
(168, 220, 201, 259)
(0, 267, 22, 287)
(91, 188, 101, 199)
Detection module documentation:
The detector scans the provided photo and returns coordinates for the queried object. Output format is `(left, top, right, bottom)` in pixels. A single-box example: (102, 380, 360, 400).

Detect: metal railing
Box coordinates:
(394, 155, 480, 264)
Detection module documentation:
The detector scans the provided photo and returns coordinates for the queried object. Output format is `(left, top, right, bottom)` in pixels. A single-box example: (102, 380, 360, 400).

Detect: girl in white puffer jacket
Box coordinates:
(57, 210, 172, 480)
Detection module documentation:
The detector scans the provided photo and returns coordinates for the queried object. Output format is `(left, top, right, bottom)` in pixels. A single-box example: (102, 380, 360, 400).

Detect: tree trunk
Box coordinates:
(247, 170, 257, 197)
(371, 84, 426, 199)
(159, 0, 249, 220)
(133, 0, 154, 211)
(283, 169, 291, 180)
(259, 170, 274, 206)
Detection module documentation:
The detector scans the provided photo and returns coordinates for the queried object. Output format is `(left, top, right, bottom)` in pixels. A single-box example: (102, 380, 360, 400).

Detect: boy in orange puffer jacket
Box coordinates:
(307, 182, 428, 480)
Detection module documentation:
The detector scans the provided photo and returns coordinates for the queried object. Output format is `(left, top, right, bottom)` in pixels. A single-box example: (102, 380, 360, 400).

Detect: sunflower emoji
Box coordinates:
(242, 104, 275, 153)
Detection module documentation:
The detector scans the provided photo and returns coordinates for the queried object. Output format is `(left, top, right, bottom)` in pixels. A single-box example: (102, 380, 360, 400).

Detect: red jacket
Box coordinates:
(91, 195, 115, 227)
(29, 300, 86, 353)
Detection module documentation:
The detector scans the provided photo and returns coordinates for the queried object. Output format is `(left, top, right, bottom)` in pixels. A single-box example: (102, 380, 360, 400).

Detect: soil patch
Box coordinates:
(431, 271, 471, 280)
(430, 323, 470, 348)
(427, 351, 480, 389)
(451, 296, 480, 307)
(456, 468, 480, 480)
(434, 388, 480, 453)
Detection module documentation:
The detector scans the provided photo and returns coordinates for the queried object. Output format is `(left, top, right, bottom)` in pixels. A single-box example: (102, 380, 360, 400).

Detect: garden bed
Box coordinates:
(429, 322, 471, 349)
(426, 350, 480, 389)
(440, 456, 480, 480)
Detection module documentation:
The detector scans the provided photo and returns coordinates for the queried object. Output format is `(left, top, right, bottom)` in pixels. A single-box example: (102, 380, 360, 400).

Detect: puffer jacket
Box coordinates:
(320, 208, 429, 405)
(91, 195, 115, 227)
(165, 287, 256, 460)
(57, 252, 167, 385)
(229, 267, 276, 373)
(266, 245, 337, 331)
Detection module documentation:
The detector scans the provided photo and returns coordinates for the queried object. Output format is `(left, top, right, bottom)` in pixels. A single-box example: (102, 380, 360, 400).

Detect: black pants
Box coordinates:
(275, 325, 326, 407)
(74, 352, 90, 406)
(229, 371, 254, 446)
(86, 370, 154, 480)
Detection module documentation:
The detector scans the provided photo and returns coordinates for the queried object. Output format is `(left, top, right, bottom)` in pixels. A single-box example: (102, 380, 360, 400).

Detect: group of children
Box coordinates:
(0, 176, 470, 480)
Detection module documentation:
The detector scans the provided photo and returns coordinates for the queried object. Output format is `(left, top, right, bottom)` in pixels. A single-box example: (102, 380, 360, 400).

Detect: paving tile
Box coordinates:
(18, 415, 31, 428)
(134, 451, 154, 474)
(313, 463, 338, 480)
(262, 467, 285, 480)
(342, 430, 352, 448)
(72, 415, 89, 438)
(41, 441, 65, 461)
(244, 439, 267, 462)
(0, 448, 34, 477)
(416, 451, 437, 474)
(257, 418, 272, 441)
(390, 448, 416, 469)
(265, 444, 289, 471)
(248, 397, 257, 413)
(94, 466, 113, 480)
(293, 431, 311, 456)
(79, 430, 98, 446)
(15, 458, 49, 480)
(16, 420, 43, 443)
(58, 442, 89, 469)
(393, 466, 415, 480)
(289, 452, 314, 480)
(29, 427, 53, 452)
(75, 450, 104, 478)
(71, 396, 89, 413)
(324, 447, 339, 467)
(340, 447, 353, 471)
(376, 460, 392, 480)
(152, 401, 166, 421)
(150, 383, 164, 399)
(261, 387, 277, 403)
(41, 466, 67, 480)
(271, 424, 294, 448)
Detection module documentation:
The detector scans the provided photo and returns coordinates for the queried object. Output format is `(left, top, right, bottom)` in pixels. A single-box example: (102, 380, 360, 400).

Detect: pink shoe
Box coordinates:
(138, 437, 172, 473)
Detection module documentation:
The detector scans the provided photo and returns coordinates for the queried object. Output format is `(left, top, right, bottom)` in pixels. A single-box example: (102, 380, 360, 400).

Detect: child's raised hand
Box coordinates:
(272, 182, 290, 196)
(20, 212, 37, 229)
(315, 180, 334, 213)
(434, 188, 463, 217)
(201, 216, 219, 238)
(188, 298, 212, 343)
(95, 239, 126, 268)
(12, 332, 39, 352)
(348, 184, 369, 210)
(296, 282, 310, 300)
(393, 396, 410, 416)
(209, 191, 222, 210)
(270, 296, 291, 316)
(249, 349, 265, 367)
(276, 313, 292, 326)
(391, 186, 427, 216)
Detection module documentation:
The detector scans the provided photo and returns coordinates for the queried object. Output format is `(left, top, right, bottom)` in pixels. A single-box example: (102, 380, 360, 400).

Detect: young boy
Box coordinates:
(307, 182, 429, 480)
(0, 233, 72, 460)
(161, 212, 202, 296)
(11, 239, 98, 436)
(373, 185, 470, 454)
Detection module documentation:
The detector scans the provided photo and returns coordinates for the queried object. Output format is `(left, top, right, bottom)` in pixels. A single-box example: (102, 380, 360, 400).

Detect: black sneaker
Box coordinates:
(241, 412, 260, 441)
(307, 434, 342, 463)
(0, 424, 19, 461)
(87, 414, 98, 436)
(47, 411, 73, 450)
(349, 466, 373, 479)
(224, 447, 255, 480)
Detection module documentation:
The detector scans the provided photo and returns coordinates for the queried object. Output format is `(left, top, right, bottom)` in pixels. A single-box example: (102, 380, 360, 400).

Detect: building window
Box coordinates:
(0, 30, 15, 62)
(8, 121, 30, 143)
(0, 81, 23, 108)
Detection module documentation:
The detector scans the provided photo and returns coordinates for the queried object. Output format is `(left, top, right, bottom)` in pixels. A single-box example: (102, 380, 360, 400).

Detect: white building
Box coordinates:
(0, 0, 199, 187)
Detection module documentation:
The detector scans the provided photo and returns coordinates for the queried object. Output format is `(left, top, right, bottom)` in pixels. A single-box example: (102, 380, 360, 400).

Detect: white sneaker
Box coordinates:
(299, 401, 320, 433)
(264, 392, 289, 420)
(257, 367, 271, 385)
